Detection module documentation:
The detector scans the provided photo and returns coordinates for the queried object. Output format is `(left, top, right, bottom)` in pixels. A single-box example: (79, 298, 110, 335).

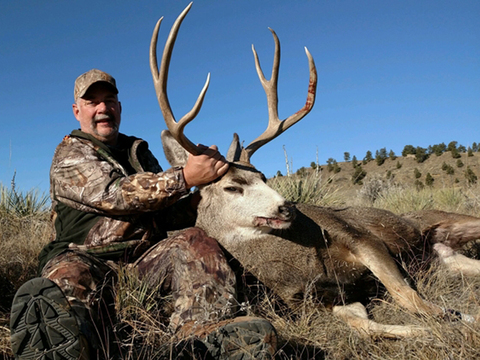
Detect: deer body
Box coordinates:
(151, 3, 480, 337)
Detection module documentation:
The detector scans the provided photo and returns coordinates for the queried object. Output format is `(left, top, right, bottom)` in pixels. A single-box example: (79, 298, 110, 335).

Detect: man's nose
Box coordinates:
(96, 101, 108, 112)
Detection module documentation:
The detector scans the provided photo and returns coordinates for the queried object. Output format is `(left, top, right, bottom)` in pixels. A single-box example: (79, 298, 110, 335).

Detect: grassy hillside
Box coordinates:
(290, 150, 479, 203)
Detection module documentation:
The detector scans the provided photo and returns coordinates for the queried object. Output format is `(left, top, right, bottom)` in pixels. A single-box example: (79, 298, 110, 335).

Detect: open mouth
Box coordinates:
(253, 216, 291, 229)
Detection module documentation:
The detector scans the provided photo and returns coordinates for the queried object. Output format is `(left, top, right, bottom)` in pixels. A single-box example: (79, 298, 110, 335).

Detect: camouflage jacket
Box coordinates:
(38, 130, 196, 271)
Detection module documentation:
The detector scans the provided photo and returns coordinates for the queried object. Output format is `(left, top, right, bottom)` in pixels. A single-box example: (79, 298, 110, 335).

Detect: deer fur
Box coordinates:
(162, 130, 480, 338)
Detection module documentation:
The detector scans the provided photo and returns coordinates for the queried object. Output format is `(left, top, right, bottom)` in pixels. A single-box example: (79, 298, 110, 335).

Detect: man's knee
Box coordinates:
(41, 251, 115, 303)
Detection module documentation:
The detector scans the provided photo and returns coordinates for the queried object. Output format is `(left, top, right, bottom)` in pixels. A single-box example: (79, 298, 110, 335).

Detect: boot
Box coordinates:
(10, 277, 91, 360)
(174, 316, 277, 359)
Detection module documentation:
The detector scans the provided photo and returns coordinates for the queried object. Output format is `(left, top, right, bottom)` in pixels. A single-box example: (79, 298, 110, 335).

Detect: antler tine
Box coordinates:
(243, 28, 317, 161)
(150, 2, 209, 156)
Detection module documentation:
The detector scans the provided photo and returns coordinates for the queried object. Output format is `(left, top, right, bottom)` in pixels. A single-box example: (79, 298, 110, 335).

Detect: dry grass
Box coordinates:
(1, 180, 480, 359)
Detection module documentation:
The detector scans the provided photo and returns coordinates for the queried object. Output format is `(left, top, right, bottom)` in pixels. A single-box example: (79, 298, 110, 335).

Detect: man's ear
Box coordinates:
(72, 103, 80, 121)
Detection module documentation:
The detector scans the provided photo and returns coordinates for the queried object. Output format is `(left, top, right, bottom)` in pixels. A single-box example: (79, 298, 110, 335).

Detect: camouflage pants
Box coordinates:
(41, 227, 237, 335)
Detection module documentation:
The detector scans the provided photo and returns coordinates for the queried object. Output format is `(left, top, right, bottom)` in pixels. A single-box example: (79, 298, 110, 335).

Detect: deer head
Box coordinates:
(151, 2, 317, 243)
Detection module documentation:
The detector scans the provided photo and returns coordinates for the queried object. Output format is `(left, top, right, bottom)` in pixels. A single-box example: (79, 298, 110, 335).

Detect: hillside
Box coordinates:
(297, 150, 480, 199)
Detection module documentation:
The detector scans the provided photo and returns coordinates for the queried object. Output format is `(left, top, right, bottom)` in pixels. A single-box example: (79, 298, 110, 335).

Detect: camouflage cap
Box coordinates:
(74, 69, 118, 100)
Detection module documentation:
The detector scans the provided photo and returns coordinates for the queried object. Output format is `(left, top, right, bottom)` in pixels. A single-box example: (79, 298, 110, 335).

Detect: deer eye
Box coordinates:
(224, 186, 243, 194)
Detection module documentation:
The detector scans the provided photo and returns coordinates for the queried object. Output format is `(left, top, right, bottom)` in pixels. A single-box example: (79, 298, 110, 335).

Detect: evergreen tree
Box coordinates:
(375, 148, 387, 166)
(458, 144, 467, 153)
(425, 173, 434, 187)
(465, 167, 478, 185)
(468, 147, 474, 157)
(402, 145, 416, 157)
(352, 155, 358, 168)
(352, 165, 367, 185)
(447, 141, 458, 152)
(388, 149, 397, 160)
(415, 146, 429, 163)
(472, 142, 479, 152)
(451, 148, 461, 159)
(396, 161, 402, 169)
(431, 143, 446, 156)
(457, 159, 464, 168)
(364, 151, 373, 162)
(326, 158, 335, 172)
(344, 152, 351, 162)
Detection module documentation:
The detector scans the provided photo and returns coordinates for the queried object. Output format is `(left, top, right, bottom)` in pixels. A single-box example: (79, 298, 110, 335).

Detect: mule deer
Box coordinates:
(151, 3, 480, 338)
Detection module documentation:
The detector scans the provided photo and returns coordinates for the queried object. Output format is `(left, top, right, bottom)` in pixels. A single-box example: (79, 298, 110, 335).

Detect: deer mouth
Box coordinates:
(253, 216, 292, 229)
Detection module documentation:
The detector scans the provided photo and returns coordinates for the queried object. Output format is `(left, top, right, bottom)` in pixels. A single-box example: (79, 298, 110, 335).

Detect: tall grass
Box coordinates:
(268, 173, 343, 207)
(0, 183, 49, 217)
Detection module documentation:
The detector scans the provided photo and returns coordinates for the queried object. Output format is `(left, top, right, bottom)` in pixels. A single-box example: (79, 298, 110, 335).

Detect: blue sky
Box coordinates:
(0, 0, 478, 194)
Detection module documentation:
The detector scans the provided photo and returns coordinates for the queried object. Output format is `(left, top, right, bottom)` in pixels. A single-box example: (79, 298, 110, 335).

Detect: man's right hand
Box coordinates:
(182, 144, 229, 189)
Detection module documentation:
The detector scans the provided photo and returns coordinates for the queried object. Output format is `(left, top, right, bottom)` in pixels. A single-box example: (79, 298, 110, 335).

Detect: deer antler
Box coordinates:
(242, 28, 317, 162)
(150, 2, 208, 156)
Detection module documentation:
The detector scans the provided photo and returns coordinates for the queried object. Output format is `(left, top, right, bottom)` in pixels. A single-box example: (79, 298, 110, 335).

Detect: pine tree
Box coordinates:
(352, 165, 367, 185)
(402, 145, 416, 157)
(352, 155, 358, 168)
(415, 146, 429, 163)
(447, 141, 458, 152)
(364, 151, 373, 162)
(425, 173, 434, 187)
(465, 167, 478, 185)
(375, 148, 387, 166)
(388, 149, 397, 160)
(344, 152, 351, 162)
(451, 148, 461, 159)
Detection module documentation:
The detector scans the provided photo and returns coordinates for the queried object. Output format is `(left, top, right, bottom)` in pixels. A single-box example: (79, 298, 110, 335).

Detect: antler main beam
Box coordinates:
(150, 2, 208, 155)
(243, 29, 317, 161)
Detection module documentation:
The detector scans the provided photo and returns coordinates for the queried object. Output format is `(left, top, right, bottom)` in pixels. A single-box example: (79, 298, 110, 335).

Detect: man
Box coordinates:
(10, 69, 277, 359)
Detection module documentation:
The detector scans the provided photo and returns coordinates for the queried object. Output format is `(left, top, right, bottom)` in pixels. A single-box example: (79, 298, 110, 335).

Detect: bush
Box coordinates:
(414, 168, 422, 179)
(357, 176, 399, 204)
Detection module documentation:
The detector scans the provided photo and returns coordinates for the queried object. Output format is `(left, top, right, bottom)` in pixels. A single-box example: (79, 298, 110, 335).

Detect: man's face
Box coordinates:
(72, 82, 121, 145)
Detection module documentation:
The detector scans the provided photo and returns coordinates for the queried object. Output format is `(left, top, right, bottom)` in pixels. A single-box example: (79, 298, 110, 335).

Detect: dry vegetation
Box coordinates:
(1, 159, 480, 359)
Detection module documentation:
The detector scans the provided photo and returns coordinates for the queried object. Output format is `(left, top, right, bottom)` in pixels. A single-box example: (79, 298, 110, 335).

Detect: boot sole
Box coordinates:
(204, 318, 276, 360)
(10, 277, 86, 360)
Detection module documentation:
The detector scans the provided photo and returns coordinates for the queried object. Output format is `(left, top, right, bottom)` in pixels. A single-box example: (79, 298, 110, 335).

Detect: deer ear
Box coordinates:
(161, 130, 189, 167)
(226, 133, 242, 162)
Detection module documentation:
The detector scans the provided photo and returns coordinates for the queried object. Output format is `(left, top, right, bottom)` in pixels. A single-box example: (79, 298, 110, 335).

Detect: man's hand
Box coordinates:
(182, 144, 229, 189)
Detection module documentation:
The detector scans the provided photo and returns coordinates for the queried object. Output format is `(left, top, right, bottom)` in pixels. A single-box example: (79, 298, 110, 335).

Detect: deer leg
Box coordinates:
(426, 214, 480, 249)
(352, 242, 444, 317)
(434, 243, 480, 276)
(332, 302, 429, 339)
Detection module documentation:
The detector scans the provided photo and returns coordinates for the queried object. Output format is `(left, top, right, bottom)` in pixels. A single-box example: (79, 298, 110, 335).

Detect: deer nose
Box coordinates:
(279, 203, 294, 219)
